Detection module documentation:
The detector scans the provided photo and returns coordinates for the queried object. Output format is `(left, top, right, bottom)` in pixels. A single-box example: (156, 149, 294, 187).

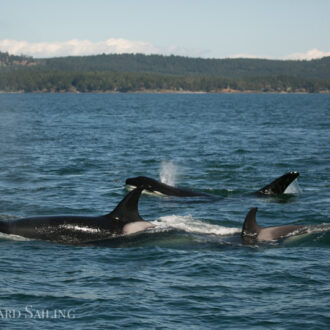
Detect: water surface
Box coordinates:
(0, 93, 330, 329)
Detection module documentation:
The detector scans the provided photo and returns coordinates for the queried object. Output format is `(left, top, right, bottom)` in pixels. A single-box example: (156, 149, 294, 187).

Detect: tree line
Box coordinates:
(40, 54, 330, 80)
(0, 70, 329, 93)
(1, 51, 330, 80)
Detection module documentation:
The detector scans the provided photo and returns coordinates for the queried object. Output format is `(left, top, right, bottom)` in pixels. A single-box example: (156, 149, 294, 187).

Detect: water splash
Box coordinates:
(152, 215, 241, 236)
(159, 161, 178, 186)
(283, 224, 330, 246)
(284, 179, 302, 194)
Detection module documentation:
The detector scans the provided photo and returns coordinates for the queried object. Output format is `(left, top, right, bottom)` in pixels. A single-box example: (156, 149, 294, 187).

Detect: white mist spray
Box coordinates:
(159, 161, 178, 186)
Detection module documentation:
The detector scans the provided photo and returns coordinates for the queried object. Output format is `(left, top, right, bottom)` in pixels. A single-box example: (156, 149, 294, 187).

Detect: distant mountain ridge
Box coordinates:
(1, 51, 330, 80)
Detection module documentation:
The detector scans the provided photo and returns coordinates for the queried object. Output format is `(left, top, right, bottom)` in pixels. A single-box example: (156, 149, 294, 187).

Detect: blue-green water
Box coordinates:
(0, 93, 330, 329)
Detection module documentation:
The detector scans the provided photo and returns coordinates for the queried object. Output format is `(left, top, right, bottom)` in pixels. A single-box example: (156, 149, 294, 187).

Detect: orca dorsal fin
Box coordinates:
(257, 171, 299, 195)
(241, 207, 261, 238)
(106, 187, 144, 223)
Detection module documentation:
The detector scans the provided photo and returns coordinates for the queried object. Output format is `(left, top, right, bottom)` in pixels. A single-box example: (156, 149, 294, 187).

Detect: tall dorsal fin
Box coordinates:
(106, 187, 144, 223)
(257, 172, 299, 195)
(241, 207, 261, 238)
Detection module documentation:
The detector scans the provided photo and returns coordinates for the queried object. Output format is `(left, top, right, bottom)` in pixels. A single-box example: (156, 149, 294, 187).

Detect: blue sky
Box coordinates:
(1, 0, 330, 59)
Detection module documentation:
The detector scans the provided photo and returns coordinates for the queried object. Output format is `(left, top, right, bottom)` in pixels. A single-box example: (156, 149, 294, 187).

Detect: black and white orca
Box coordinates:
(0, 187, 154, 244)
(126, 172, 300, 198)
(241, 207, 305, 243)
(255, 171, 300, 195)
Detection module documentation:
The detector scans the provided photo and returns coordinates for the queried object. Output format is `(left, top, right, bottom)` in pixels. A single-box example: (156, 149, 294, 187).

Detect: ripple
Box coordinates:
(0, 93, 330, 328)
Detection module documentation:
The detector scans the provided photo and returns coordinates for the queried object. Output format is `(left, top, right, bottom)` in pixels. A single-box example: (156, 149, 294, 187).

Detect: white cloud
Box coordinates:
(0, 38, 161, 58)
(0, 38, 207, 58)
(283, 48, 330, 60)
(230, 49, 330, 61)
(229, 53, 270, 59)
(1, 39, 329, 61)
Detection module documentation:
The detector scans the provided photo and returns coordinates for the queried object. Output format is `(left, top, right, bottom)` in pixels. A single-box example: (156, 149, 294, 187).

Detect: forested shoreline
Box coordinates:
(0, 70, 329, 93)
(0, 52, 329, 93)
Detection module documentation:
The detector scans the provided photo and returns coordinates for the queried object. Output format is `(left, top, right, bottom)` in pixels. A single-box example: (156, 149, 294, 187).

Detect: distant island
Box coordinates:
(0, 52, 329, 93)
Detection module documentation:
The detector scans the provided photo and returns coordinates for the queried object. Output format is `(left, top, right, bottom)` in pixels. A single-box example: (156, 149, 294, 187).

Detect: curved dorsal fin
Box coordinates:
(241, 207, 261, 238)
(106, 187, 144, 223)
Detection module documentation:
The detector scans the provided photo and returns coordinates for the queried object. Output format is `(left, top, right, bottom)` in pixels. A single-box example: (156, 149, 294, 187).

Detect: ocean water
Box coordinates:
(0, 93, 329, 329)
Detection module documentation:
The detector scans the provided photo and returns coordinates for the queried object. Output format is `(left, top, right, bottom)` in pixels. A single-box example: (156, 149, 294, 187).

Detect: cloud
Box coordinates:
(0, 38, 161, 58)
(283, 48, 330, 60)
(230, 49, 330, 61)
(1, 39, 329, 60)
(229, 53, 270, 59)
(0, 38, 207, 58)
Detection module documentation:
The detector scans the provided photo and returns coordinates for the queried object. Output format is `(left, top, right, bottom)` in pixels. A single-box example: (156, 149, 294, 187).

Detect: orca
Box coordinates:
(255, 171, 299, 195)
(241, 207, 305, 243)
(0, 187, 154, 244)
(126, 176, 211, 197)
(125, 172, 299, 198)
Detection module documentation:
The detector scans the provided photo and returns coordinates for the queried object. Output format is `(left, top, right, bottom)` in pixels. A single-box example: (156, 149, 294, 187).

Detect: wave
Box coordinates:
(1, 212, 329, 248)
(283, 224, 330, 247)
(151, 215, 241, 236)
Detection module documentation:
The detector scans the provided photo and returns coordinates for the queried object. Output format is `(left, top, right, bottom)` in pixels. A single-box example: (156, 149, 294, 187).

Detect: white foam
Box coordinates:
(284, 179, 302, 194)
(304, 224, 330, 235)
(151, 215, 241, 236)
(283, 224, 330, 243)
(159, 161, 177, 186)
